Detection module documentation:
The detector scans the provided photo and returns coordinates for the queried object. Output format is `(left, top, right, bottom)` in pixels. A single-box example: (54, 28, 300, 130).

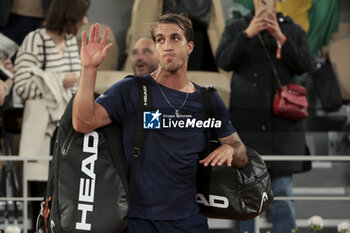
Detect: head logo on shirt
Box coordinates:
(143, 109, 162, 129)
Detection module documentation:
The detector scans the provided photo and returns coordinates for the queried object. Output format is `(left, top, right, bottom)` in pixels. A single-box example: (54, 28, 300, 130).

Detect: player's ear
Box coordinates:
(187, 41, 194, 56)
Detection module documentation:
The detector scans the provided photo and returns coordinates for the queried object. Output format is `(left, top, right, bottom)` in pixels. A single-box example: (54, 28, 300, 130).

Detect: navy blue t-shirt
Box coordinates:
(96, 75, 235, 220)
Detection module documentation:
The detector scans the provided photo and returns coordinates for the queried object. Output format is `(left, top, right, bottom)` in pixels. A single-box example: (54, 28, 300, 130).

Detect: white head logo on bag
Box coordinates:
(51, 220, 55, 232)
(258, 192, 269, 213)
(76, 131, 99, 231)
(196, 193, 229, 208)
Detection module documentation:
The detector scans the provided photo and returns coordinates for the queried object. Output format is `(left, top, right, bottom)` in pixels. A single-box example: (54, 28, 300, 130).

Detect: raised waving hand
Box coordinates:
(73, 23, 113, 133)
(80, 23, 113, 69)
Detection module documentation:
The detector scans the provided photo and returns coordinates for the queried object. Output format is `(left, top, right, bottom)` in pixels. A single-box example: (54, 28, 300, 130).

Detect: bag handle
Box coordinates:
(258, 34, 282, 88)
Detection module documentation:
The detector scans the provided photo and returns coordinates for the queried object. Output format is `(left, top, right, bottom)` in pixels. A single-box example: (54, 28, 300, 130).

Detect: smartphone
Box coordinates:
(256, 0, 275, 18)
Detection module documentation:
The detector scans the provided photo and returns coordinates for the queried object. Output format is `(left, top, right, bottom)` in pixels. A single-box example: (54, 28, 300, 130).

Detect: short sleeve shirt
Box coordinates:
(96, 75, 235, 220)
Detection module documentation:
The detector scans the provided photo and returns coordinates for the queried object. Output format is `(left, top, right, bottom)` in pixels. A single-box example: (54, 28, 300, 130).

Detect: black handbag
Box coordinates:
(197, 87, 274, 220)
(311, 58, 343, 111)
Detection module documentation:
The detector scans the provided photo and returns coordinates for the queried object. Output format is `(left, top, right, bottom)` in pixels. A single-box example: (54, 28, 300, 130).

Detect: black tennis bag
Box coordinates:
(197, 87, 274, 220)
(37, 76, 151, 233)
(37, 95, 128, 233)
(197, 146, 274, 220)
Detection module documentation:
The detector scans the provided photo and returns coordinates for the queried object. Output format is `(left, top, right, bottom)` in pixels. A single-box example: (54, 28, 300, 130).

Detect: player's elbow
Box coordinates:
(235, 146, 248, 168)
(237, 153, 248, 168)
(72, 116, 94, 134)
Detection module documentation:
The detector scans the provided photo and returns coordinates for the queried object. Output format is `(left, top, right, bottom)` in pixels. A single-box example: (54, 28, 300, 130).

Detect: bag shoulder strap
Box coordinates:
(200, 85, 217, 139)
(129, 75, 152, 154)
(128, 75, 152, 196)
(258, 34, 282, 88)
(200, 85, 216, 119)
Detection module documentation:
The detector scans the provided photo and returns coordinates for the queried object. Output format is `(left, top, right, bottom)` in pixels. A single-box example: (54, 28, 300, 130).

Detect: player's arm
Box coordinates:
(72, 23, 113, 133)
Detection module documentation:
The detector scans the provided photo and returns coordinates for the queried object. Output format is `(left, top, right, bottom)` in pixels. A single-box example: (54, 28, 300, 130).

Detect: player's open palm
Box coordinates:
(80, 23, 113, 69)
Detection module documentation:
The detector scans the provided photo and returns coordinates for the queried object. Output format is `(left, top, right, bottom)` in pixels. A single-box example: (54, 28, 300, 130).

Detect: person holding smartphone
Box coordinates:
(215, 0, 314, 232)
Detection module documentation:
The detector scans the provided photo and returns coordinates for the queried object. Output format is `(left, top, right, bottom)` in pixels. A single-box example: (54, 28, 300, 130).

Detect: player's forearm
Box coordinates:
(230, 140, 247, 168)
(72, 67, 98, 133)
(220, 133, 248, 168)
